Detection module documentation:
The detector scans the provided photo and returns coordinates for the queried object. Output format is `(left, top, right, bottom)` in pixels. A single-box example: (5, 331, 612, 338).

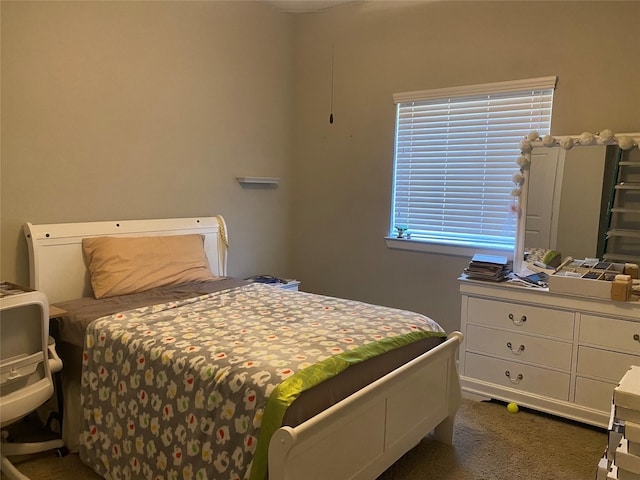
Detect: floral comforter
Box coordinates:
(79, 283, 445, 480)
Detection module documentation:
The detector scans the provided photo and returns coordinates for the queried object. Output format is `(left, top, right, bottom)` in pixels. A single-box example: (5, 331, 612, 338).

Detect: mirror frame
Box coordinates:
(513, 130, 640, 274)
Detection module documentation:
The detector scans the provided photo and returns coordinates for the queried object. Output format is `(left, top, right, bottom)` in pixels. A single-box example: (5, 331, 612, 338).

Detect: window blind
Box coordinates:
(390, 77, 556, 251)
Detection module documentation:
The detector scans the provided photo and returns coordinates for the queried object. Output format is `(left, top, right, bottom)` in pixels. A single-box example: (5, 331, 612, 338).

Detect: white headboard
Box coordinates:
(23, 216, 229, 304)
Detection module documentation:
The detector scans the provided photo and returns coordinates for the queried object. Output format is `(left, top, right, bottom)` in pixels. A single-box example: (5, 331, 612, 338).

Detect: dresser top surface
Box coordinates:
(459, 276, 640, 320)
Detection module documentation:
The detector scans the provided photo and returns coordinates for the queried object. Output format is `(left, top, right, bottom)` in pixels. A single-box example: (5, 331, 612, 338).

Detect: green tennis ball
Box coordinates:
(507, 402, 519, 413)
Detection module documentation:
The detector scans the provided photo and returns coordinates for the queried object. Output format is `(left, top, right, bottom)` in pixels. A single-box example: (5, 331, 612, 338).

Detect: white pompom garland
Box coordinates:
(512, 129, 638, 200)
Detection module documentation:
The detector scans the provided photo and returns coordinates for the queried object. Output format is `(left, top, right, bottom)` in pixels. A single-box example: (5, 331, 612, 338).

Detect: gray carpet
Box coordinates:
(7, 398, 605, 479)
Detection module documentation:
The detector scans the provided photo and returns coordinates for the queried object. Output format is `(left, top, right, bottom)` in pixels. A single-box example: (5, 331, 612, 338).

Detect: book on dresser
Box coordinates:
(0, 281, 34, 298)
(464, 254, 511, 281)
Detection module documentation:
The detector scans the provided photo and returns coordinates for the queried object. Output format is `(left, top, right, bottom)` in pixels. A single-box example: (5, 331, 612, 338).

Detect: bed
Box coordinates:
(23, 215, 462, 480)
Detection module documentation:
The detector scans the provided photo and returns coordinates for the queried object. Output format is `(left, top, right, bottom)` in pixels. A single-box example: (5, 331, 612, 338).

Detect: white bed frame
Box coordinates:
(23, 215, 462, 480)
(24, 216, 228, 304)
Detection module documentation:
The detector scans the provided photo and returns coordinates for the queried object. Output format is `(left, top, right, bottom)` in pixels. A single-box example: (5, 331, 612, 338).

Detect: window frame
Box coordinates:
(386, 76, 557, 258)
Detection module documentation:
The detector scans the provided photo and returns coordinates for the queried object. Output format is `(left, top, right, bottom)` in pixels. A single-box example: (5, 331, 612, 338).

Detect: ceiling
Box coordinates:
(264, 0, 358, 13)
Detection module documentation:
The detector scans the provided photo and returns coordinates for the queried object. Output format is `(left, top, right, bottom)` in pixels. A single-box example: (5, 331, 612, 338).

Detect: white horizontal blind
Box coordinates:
(391, 77, 555, 250)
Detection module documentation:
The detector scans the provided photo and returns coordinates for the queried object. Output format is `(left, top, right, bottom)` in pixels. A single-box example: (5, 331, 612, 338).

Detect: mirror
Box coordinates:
(514, 131, 640, 274)
(527, 145, 612, 257)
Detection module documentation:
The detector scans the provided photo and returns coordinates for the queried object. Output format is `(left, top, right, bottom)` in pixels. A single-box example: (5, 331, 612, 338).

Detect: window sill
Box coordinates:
(384, 237, 513, 259)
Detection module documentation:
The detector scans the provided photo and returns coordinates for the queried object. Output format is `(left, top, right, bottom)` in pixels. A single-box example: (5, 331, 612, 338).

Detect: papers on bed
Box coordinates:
(464, 254, 511, 282)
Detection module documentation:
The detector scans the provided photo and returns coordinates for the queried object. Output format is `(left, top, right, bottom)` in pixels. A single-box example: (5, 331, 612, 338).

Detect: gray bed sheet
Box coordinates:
(53, 280, 444, 434)
(54, 278, 249, 347)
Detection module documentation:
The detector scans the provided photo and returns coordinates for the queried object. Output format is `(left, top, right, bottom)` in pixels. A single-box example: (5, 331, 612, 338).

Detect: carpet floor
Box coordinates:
(6, 398, 606, 479)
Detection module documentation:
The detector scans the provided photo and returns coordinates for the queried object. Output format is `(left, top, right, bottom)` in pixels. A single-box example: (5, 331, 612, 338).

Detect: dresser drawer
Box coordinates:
(577, 346, 640, 383)
(574, 376, 615, 412)
(464, 352, 570, 401)
(467, 297, 574, 340)
(580, 314, 640, 354)
(465, 324, 573, 371)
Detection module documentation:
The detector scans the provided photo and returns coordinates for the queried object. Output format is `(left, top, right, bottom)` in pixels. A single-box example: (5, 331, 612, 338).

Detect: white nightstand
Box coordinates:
(272, 279, 300, 291)
(248, 276, 301, 291)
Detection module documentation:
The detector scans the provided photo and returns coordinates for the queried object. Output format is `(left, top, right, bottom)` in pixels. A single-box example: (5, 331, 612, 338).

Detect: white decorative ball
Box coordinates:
(516, 155, 530, 167)
(513, 173, 525, 185)
(559, 137, 574, 150)
(579, 132, 595, 145)
(527, 131, 540, 141)
(511, 187, 522, 197)
(519, 140, 532, 153)
(599, 129, 615, 142)
(618, 136, 635, 150)
(541, 135, 556, 146)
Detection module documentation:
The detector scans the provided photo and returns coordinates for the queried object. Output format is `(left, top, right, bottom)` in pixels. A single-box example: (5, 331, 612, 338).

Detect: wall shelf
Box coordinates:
(236, 176, 280, 185)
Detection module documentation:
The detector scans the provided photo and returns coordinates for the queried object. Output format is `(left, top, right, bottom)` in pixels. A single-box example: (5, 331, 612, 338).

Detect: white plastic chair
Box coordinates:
(1, 289, 65, 480)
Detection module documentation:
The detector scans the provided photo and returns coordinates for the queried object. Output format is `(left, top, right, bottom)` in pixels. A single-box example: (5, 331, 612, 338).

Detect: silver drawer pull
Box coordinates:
(634, 334, 640, 342)
(506, 342, 525, 354)
(508, 313, 527, 326)
(505, 370, 523, 384)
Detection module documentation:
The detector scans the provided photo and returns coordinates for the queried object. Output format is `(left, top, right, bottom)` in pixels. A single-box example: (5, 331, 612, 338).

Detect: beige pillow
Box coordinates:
(82, 234, 218, 299)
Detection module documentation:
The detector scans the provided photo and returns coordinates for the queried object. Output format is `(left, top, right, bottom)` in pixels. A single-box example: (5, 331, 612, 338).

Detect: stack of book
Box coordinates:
(0, 281, 32, 298)
(464, 254, 511, 282)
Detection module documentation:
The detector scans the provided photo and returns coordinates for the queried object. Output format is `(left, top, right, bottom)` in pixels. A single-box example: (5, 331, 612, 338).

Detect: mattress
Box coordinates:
(54, 281, 446, 480)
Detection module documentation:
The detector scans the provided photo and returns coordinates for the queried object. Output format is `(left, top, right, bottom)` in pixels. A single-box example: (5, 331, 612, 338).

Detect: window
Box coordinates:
(389, 77, 556, 255)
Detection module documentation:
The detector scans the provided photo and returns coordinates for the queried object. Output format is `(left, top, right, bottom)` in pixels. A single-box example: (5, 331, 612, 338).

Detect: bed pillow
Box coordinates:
(82, 234, 218, 299)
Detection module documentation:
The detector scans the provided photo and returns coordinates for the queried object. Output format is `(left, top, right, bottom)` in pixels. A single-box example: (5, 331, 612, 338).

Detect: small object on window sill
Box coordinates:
(395, 225, 408, 238)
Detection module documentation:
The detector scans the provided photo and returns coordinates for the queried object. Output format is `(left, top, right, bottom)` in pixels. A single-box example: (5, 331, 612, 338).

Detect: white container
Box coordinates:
(626, 422, 640, 444)
(615, 366, 640, 411)
(617, 439, 640, 474)
(549, 261, 625, 299)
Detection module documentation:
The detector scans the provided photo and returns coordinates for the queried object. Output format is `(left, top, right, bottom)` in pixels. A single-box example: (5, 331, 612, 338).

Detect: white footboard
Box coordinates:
(268, 331, 463, 480)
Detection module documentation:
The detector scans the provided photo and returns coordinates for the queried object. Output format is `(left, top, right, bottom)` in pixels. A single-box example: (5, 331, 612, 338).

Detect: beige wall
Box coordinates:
(291, 1, 640, 333)
(2, 1, 639, 334)
(1, 1, 294, 285)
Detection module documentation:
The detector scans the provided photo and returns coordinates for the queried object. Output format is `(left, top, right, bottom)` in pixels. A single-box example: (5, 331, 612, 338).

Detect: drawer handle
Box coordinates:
(634, 334, 640, 342)
(505, 370, 523, 384)
(508, 313, 527, 326)
(506, 342, 525, 354)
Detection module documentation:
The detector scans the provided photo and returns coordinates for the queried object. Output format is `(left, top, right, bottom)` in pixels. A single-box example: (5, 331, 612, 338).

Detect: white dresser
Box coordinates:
(459, 277, 640, 427)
